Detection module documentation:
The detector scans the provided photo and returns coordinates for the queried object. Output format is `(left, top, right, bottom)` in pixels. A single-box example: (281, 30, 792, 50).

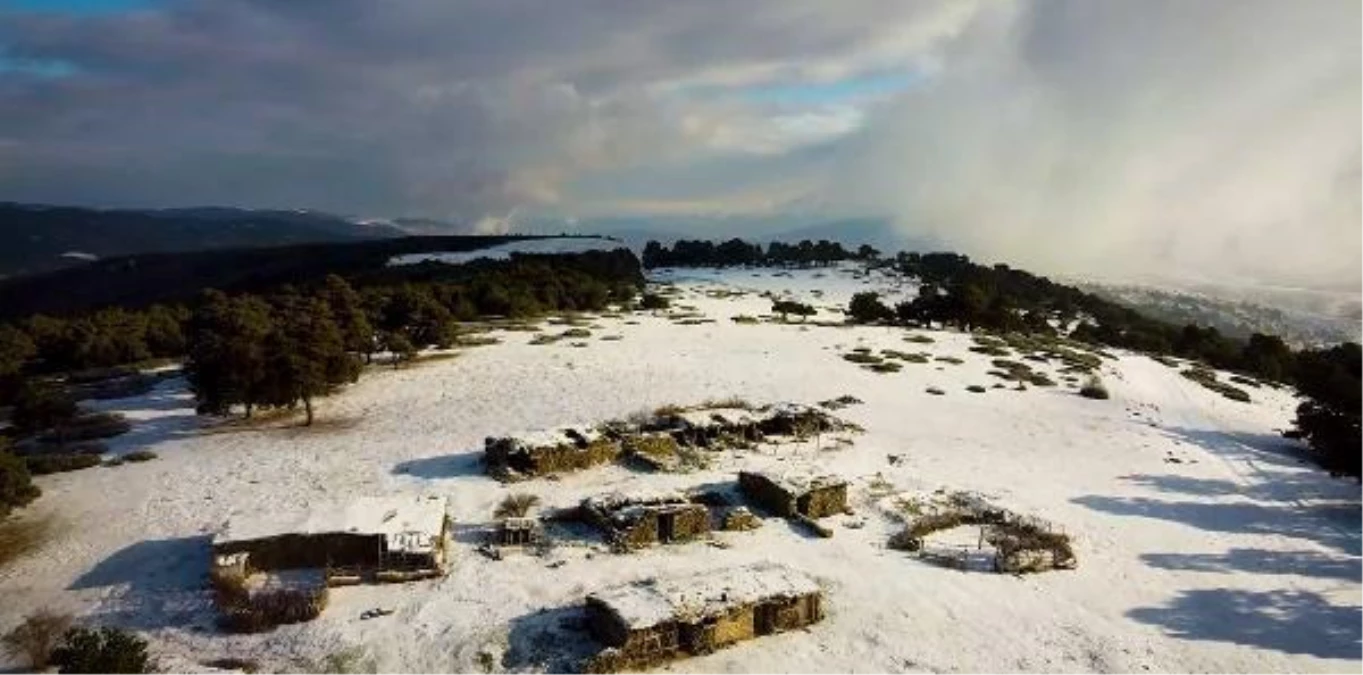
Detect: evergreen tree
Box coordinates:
(11, 381, 78, 435)
(322, 275, 375, 362)
(142, 304, 187, 357)
(847, 292, 892, 324)
(185, 291, 273, 416)
(262, 295, 358, 426)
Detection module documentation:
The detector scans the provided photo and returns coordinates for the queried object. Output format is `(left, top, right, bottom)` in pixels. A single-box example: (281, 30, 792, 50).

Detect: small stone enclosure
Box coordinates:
(584, 562, 824, 672)
(887, 491, 1077, 574)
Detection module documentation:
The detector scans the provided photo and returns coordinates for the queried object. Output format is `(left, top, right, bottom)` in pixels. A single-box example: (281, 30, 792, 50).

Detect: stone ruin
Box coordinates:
(583, 562, 824, 672)
(886, 490, 1077, 574)
(484, 426, 622, 481)
(580, 492, 711, 551)
(494, 517, 543, 548)
(738, 470, 849, 537)
(485, 402, 854, 481)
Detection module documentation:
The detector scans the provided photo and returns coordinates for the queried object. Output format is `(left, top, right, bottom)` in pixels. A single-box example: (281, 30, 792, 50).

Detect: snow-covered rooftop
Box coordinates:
(215, 495, 447, 553)
(587, 562, 821, 629)
(746, 470, 847, 495)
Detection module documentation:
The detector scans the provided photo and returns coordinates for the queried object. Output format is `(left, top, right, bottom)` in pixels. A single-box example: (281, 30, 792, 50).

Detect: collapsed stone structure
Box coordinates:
(583, 562, 824, 672)
(493, 517, 543, 548)
(485, 426, 622, 481)
(581, 492, 711, 551)
(738, 471, 849, 519)
(485, 403, 852, 481)
(887, 490, 1077, 574)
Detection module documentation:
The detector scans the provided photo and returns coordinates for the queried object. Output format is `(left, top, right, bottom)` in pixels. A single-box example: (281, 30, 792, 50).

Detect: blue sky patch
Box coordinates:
(0, 0, 161, 14)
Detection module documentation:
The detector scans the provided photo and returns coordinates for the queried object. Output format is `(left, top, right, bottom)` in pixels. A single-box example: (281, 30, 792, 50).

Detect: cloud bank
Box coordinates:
(828, 0, 1361, 288)
(0, 0, 1356, 287)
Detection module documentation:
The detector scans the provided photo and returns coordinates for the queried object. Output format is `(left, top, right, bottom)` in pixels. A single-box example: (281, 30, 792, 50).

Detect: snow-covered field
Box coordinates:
(1, 264, 1359, 672)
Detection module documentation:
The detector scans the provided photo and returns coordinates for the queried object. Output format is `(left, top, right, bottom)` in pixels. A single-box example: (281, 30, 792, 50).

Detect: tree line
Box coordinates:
(839, 251, 1358, 477)
(0, 254, 642, 422)
(642, 238, 879, 268)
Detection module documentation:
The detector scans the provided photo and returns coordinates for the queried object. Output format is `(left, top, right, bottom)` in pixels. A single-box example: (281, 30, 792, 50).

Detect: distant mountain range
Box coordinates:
(1079, 280, 1361, 348)
(0, 202, 405, 278)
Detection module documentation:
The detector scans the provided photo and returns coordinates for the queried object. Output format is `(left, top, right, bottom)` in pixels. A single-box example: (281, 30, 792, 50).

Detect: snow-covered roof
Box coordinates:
(675, 407, 759, 428)
(495, 425, 604, 451)
(587, 562, 821, 629)
(215, 495, 447, 553)
(746, 470, 847, 495)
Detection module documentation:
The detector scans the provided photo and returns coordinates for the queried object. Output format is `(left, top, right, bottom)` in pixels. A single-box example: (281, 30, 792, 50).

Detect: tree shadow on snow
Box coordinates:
(1073, 494, 1361, 557)
(392, 450, 483, 479)
(1128, 588, 1361, 659)
(68, 535, 216, 631)
(503, 604, 601, 673)
(1140, 548, 1361, 582)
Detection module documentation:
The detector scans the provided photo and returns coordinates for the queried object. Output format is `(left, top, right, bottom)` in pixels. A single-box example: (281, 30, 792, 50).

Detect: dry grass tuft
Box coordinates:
(0, 514, 55, 569)
(1, 609, 73, 669)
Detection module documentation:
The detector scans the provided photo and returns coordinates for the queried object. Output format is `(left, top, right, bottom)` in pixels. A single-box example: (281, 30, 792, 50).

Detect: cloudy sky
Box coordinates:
(0, 0, 1358, 287)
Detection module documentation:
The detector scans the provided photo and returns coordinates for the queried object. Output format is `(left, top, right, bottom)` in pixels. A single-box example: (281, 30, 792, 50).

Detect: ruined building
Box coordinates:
(738, 471, 848, 519)
(581, 492, 711, 550)
(584, 562, 824, 672)
(485, 426, 621, 481)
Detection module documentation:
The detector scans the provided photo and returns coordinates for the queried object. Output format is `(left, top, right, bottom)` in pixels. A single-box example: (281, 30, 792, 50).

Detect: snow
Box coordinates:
(588, 561, 820, 629)
(215, 495, 447, 554)
(0, 264, 1358, 672)
(387, 237, 624, 267)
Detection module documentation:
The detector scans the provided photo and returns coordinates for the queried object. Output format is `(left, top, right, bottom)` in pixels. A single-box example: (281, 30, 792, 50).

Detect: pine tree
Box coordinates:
(185, 291, 273, 417)
(322, 275, 375, 363)
(262, 295, 356, 425)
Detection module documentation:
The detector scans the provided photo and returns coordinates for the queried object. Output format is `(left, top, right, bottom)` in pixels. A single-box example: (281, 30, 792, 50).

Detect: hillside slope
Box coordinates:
(0, 263, 1354, 672)
(0, 202, 406, 278)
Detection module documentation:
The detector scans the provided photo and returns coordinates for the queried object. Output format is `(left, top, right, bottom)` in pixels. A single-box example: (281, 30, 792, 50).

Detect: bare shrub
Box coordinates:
(217, 586, 328, 634)
(2, 609, 73, 669)
(494, 493, 540, 519)
(0, 515, 53, 568)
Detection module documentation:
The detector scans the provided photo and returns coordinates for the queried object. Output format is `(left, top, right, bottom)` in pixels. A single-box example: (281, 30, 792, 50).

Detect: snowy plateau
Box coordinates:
(1, 260, 1358, 673)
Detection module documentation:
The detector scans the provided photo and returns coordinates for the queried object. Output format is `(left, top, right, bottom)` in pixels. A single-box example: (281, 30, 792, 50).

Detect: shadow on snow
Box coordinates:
(68, 535, 216, 631)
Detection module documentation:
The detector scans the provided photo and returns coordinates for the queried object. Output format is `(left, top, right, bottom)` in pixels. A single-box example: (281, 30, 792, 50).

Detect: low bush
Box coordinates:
(842, 352, 882, 365)
(904, 334, 935, 344)
(217, 587, 328, 634)
(1, 449, 41, 516)
(124, 450, 158, 463)
(639, 293, 670, 311)
(866, 362, 902, 373)
(935, 356, 964, 365)
(925, 387, 945, 396)
(881, 349, 929, 363)
(1, 609, 73, 670)
(1079, 376, 1110, 400)
(26, 453, 102, 475)
(0, 514, 52, 568)
(560, 328, 592, 339)
(969, 345, 1011, 357)
(51, 626, 154, 673)
(966, 385, 987, 393)
(39, 412, 132, 443)
(731, 315, 759, 324)
(771, 300, 816, 322)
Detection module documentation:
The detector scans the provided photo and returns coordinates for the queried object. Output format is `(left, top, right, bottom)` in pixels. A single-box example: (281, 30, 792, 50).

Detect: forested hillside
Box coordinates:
(0, 202, 404, 278)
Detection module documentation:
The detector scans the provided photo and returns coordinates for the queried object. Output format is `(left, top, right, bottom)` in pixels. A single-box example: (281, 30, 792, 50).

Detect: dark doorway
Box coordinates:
(658, 512, 677, 542)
